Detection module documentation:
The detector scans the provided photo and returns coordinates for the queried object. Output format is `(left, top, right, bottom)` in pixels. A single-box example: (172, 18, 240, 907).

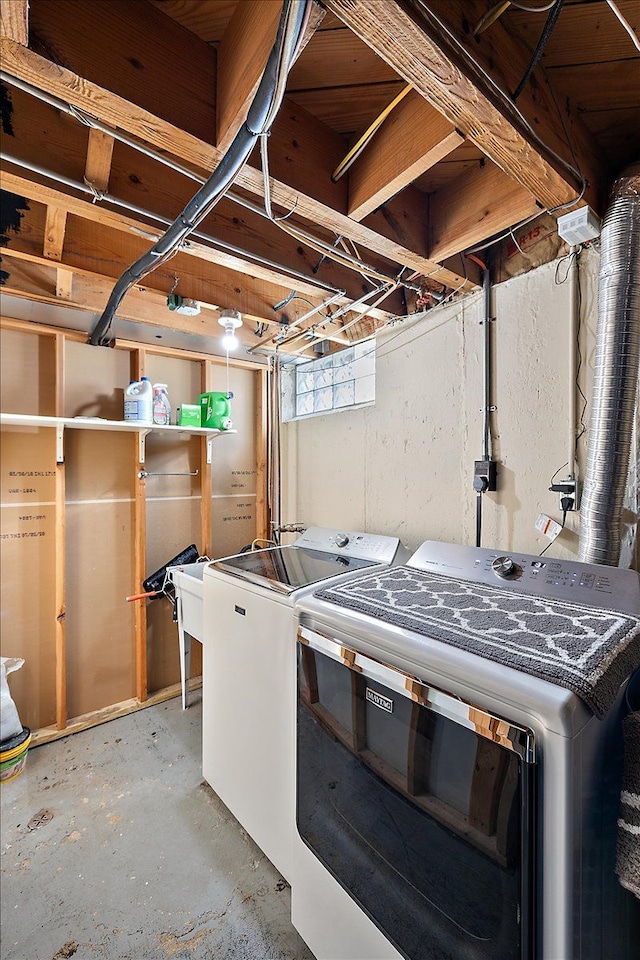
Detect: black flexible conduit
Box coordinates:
(88, 0, 308, 347)
(512, 0, 564, 102)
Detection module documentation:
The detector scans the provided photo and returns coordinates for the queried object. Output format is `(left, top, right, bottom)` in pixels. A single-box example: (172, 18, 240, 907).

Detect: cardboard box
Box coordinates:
(177, 404, 202, 427)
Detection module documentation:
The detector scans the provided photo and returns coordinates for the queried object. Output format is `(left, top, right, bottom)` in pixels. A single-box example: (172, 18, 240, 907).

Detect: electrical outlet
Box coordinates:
(549, 478, 580, 511)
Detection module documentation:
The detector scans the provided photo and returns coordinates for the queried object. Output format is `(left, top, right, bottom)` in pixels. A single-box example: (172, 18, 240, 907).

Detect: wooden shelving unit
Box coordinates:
(0, 317, 269, 743)
(0, 413, 236, 463)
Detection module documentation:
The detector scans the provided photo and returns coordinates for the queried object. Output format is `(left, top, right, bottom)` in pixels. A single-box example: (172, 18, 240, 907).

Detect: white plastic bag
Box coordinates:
(1, 657, 25, 743)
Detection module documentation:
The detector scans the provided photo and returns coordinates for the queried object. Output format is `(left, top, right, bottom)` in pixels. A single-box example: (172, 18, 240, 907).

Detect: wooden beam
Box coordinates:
(131, 347, 147, 703)
(1, 129, 402, 315)
(55, 267, 73, 300)
(200, 360, 213, 557)
(43, 205, 67, 261)
(4, 196, 370, 332)
(84, 128, 115, 194)
(216, 0, 281, 152)
(348, 90, 464, 220)
(1, 249, 377, 354)
(326, 0, 602, 212)
(255, 367, 269, 541)
(28, 0, 216, 142)
(0, 253, 231, 334)
(54, 332, 66, 730)
(429, 161, 540, 262)
(0, 38, 474, 290)
(0, 0, 27, 44)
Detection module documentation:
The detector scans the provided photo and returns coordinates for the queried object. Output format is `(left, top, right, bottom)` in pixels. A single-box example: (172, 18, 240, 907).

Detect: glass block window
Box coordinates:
(281, 341, 375, 422)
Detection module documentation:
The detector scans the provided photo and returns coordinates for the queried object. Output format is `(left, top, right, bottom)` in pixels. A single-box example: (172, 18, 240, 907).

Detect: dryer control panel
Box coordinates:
(296, 527, 410, 564)
(408, 541, 640, 614)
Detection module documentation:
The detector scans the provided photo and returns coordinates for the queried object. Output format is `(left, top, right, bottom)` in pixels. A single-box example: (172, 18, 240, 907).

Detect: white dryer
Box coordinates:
(201, 527, 409, 883)
(292, 541, 640, 960)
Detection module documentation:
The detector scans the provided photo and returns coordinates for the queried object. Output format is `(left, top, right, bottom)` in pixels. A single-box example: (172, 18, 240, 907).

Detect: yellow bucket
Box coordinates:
(0, 727, 31, 783)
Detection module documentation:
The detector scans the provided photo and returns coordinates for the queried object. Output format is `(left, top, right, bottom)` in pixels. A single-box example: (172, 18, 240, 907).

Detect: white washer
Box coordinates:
(201, 527, 409, 883)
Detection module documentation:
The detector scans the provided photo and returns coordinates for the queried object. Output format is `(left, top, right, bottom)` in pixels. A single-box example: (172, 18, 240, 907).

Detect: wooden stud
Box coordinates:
(131, 348, 148, 703)
(0, 0, 27, 44)
(54, 333, 66, 730)
(54, 331, 65, 418)
(255, 367, 269, 541)
(199, 361, 214, 557)
(348, 91, 464, 221)
(43, 205, 68, 262)
(84, 127, 115, 194)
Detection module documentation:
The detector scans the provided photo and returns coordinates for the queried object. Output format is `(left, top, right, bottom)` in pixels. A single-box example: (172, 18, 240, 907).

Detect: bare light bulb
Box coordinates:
(218, 309, 242, 352)
(222, 329, 238, 351)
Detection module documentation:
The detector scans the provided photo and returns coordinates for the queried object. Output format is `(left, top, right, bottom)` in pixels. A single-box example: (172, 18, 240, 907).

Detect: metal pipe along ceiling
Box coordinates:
(578, 163, 640, 567)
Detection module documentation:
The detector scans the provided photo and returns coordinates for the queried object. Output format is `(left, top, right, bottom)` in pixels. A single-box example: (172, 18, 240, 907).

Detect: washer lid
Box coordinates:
(211, 545, 377, 594)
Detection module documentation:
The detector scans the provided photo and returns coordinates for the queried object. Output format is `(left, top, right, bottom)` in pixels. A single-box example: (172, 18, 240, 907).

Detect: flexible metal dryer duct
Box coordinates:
(88, 0, 307, 346)
(579, 163, 640, 566)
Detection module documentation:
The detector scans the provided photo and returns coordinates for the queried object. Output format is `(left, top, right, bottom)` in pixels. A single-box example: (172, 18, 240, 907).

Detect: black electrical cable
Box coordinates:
(539, 495, 573, 556)
(88, 0, 308, 347)
(512, 0, 564, 102)
(476, 492, 483, 548)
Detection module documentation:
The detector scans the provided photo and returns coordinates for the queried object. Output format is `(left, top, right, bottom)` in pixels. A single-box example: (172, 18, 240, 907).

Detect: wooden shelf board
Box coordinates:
(0, 413, 237, 438)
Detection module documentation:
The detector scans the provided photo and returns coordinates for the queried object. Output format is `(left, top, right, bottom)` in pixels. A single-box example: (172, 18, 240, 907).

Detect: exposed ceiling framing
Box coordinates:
(1, 0, 638, 356)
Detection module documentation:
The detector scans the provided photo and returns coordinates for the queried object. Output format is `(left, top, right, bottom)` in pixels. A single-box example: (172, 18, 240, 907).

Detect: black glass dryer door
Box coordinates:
(296, 632, 535, 960)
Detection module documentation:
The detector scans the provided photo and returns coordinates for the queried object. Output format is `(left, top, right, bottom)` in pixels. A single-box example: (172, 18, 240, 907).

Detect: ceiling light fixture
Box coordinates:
(218, 309, 243, 351)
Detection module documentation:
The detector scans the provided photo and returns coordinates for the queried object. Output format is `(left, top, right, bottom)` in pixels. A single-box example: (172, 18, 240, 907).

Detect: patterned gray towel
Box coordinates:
(315, 565, 640, 718)
(617, 711, 640, 899)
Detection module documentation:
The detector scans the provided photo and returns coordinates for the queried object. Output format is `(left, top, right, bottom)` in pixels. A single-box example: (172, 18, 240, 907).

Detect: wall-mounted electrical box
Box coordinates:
(473, 459, 497, 493)
(557, 207, 601, 246)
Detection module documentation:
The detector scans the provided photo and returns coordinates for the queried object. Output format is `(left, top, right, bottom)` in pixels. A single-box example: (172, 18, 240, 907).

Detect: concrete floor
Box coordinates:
(0, 696, 314, 960)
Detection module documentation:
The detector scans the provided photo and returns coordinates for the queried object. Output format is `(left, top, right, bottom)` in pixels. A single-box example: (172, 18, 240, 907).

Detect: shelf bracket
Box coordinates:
(56, 424, 64, 463)
(137, 428, 151, 464)
(206, 436, 214, 464)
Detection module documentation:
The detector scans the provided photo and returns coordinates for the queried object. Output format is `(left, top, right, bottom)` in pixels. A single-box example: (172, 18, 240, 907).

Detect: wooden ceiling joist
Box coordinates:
(325, 0, 604, 213)
(429, 161, 540, 262)
(1, 165, 402, 321)
(216, 0, 281, 152)
(0, 0, 28, 45)
(2, 86, 402, 309)
(347, 90, 464, 220)
(0, 33, 472, 292)
(1, 252, 226, 335)
(3, 198, 360, 332)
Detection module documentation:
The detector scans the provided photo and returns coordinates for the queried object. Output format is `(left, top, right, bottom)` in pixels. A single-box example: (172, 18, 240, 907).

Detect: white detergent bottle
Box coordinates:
(152, 383, 171, 425)
(124, 377, 153, 423)
(124, 380, 142, 421)
(138, 377, 153, 424)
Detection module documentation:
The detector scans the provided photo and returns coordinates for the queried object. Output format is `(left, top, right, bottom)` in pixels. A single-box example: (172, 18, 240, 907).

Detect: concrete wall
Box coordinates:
(282, 249, 638, 570)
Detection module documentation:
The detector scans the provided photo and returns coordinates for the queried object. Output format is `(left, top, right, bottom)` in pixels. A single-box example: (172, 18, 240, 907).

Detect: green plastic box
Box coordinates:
(177, 404, 202, 427)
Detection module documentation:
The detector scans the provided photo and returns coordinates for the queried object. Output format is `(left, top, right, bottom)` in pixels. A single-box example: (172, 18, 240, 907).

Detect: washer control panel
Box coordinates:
(295, 527, 410, 564)
(408, 541, 639, 614)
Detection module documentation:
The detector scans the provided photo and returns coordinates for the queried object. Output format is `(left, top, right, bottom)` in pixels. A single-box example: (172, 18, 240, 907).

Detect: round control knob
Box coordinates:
(334, 533, 349, 548)
(491, 555, 516, 579)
